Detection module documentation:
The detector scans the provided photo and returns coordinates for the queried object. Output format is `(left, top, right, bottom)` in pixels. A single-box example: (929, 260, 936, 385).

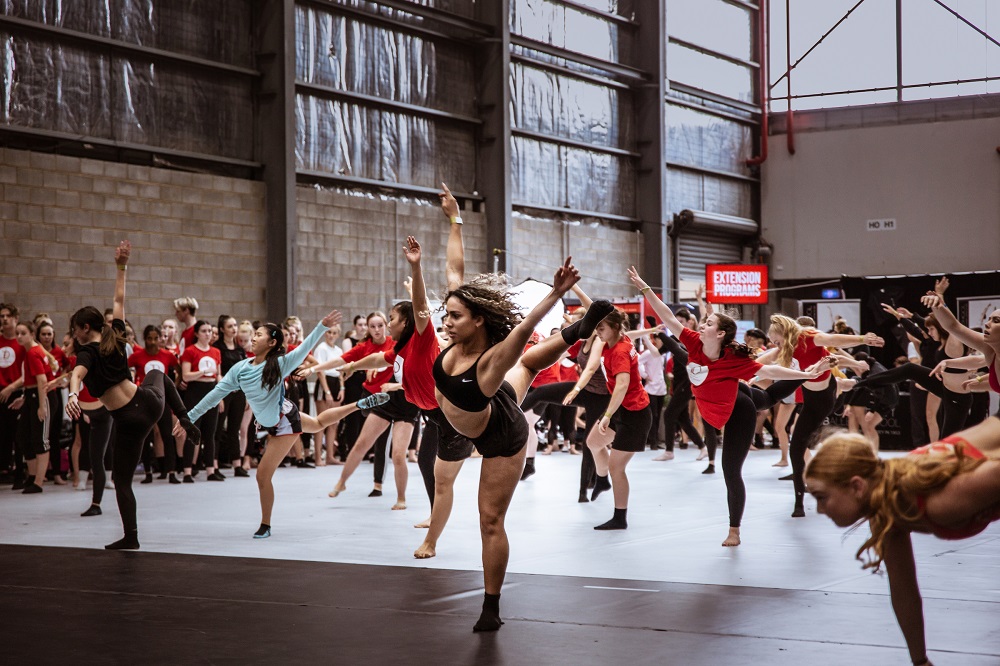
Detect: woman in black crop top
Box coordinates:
(432, 248, 615, 633)
(67, 241, 200, 550)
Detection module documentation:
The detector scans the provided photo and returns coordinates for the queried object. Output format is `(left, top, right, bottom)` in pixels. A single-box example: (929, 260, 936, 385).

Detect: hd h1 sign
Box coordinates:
(706, 264, 768, 304)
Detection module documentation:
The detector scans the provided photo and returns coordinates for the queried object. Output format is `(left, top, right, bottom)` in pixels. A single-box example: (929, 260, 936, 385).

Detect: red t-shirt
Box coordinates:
(22, 344, 49, 388)
(559, 359, 580, 383)
(0, 335, 25, 388)
(180, 345, 222, 380)
(67, 354, 95, 402)
(793, 331, 831, 381)
(601, 338, 650, 412)
(567, 340, 583, 360)
(680, 327, 761, 429)
(129, 348, 179, 384)
(180, 326, 197, 353)
(44, 345, 67, 381)
(341, 337, 395, 393)
(384, 324, 439, 411)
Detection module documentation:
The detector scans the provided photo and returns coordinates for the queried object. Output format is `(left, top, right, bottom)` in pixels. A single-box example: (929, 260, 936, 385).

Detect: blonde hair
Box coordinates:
(808, 432, 986, 570)
(769, 314, 802, 368)
(172, 297, 199, 314)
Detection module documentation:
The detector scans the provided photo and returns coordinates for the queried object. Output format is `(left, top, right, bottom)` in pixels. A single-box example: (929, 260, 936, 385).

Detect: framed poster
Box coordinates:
(957, 296, 1000, 330)
(801, 300, 861, 333)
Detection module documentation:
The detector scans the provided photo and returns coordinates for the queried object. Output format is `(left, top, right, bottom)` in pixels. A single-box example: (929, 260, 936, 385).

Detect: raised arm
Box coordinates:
(562, 337, 606, 405)
(185, 369, 242, 424)
(279, 310, 340, 376)
(920, 292, 991, 356)
(113, 240, 130, 321)
(881, 528, 929, 666)
(628, 266, 685, 338)
(695, 284, 713, 324)
(812, 331, 884, 348)
(403, 236, 431, 335)
(571, 284, 593, 310)
(440, 184, 465, 292)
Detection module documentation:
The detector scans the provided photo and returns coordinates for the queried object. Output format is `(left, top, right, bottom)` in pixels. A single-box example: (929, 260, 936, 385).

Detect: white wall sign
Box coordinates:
(866, 218, 897, 232)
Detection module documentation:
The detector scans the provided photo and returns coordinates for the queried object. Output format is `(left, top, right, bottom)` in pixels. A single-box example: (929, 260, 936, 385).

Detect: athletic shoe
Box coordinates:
(182, 474, 195, 484)
(253, 526, 271, 539)
(234, 468, 250, 478)
(207, 471, 226, 481)
(81, 504, 102, 517)
(356, 392, 390, 411)
(22, 483, 42, 494)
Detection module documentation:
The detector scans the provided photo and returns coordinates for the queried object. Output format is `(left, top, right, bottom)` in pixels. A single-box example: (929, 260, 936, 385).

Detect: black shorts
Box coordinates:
(469, 381, 528, 459)
(313, 375, 342, 402)
(366, 388, 419, 424)
(17, 388, 50, 459)
(609, 406, 652, 453)
(425, 407, 475, 462)
(256, 400, 303, 438)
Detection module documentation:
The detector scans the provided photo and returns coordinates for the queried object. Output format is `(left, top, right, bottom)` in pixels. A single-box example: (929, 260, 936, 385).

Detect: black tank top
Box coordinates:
(432, 344, 491, 412)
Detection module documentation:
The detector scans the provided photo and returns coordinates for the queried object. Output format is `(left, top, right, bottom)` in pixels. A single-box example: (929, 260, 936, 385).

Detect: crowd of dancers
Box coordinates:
(3, 186, 1000, 663)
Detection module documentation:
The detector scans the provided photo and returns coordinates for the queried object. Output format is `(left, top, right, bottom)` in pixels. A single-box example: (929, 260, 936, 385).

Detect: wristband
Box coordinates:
(978, 375, 986, 383)
(573, 385, 583, 392)
(604, 412, 613, 420)
(68, 392, 78, 399)
(450, 216, 463, 225)
(858, 335, 864, 342)
(640, 286, 652, 293)
(117, 264, 127, 271)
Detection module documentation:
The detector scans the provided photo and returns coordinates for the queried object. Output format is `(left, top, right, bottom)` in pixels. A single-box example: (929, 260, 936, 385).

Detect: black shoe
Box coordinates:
(702, 464, 716, 475)
(141, 473, 154, 484)
(157, 471, 168, 480)
(295, 459, 315, 469)
(678, 443, 689, 450)
(183, 474, 195, 484)
(22, 483, 42, 494)
(778, 473, 794, 481)
(234, 467, 250, 478)
(11, 478, 26, 491)
(368, 489, 383, 497)
(168, 473, 182, 485)
(81, 504, 102, 517)
(207, 471, 226, 481)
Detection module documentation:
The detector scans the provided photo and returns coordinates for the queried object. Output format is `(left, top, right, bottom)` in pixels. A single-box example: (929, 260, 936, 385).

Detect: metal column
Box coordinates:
(255, 0, 298, 321)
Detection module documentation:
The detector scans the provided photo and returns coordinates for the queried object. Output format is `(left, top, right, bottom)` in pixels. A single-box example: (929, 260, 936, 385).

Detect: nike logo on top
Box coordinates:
(461, 379, 474, 383)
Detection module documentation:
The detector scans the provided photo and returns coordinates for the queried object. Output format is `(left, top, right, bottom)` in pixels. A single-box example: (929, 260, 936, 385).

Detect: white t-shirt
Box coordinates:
(313, 341, 343, 377)
(638, 349, 667, 397)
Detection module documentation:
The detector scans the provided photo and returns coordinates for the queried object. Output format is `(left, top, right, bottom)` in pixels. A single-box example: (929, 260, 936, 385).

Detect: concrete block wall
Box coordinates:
(0, 148, 267, 333)
(511, 215, 641, 301)
(293, 186, 488, 326)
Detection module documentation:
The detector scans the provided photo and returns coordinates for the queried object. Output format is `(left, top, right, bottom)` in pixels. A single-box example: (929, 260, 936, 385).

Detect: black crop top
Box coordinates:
(432, 344, 492, 412)
(214, 340, 247, 376)
(75, 318, 131, 399)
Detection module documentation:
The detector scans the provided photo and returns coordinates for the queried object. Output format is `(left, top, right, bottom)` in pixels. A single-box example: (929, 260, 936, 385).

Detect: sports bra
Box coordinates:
(990, 363, 1000, 394)
(912, 436, 991, 540)
(432, 344, 492, 412)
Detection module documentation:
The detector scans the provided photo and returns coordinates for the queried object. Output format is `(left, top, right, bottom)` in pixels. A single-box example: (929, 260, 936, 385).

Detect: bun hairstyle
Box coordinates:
(602, 307, 631, 338)
(259, 323, 286, 390)
(714, 312, 755, 358)
(392, 301, 415, 353)
(808, 432, 987, 571)
(72, 305, 126, 357)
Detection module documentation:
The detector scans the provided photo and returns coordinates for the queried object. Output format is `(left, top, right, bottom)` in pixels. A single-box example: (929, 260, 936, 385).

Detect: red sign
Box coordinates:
(706, 264, 768, 304)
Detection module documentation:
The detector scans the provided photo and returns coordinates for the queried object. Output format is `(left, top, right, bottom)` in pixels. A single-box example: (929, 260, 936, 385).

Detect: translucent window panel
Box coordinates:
(3, 0, 254, 67)
(668, 42, 754, 103)
(512, 135, 636, 217)
(511, 63, 634, 148)
(511, 0, 635, 66)
(667, 0, 753, 62)
(295, 94, 476, 193)
(768, 0, 896, 110)
(666, 103, 752, 175)
(902, 0, 1000, 99)
(666, 167, 752, 219)
(296, 5, 476, 116)
(0, 33, 112, 136)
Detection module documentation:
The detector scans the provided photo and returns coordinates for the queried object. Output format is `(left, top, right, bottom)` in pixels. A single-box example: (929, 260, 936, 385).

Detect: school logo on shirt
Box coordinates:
(144, 360, 166, 375)
(687, 362, 708, 387)
(0, 346, 14, 368)
(198, 356, 217, 375)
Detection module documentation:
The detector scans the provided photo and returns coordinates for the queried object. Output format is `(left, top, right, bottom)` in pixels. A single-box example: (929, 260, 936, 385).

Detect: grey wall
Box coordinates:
(762, 113, 1000, 280)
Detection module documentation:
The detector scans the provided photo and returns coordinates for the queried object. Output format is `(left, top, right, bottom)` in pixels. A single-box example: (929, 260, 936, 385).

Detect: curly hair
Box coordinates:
(442, 273, 522, 346)
(808, 432, 987, 570)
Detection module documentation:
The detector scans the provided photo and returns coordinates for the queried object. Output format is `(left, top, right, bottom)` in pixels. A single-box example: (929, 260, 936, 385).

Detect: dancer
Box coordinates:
(756, 314, 884, 517)
(66, 241, 201, 550)
(178, 311, 388, 538)
(629, 267, 831, 546)
(807, 417, 1000, 666)
(180, 320, 222, 482)
(127, 325, 181, 483)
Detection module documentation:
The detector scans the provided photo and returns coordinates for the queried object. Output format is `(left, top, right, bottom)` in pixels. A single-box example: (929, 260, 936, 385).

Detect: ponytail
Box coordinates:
(99, 323, 128, 357)
(714, 312, 756, 359)
(260, 324, 285, 390)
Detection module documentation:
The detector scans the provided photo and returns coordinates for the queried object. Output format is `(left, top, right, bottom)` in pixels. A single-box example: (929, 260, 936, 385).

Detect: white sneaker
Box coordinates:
(105, 478, 115, 490)
(652, 451, 674, 461)
(696, 447, 708, 461)
(75, 473, 88, 491)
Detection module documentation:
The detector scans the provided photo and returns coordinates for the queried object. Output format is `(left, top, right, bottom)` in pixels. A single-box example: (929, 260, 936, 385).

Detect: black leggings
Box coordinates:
(183, 381, 219, 469)
(80, 407, 113, 505)
(338, 373, 366, 457)
(663, 390, 703, 452)
(108, 372, 167, 534)
(790, 379, 837, 501)
(417, 414, 437, 504)
(521, 381, 610, 494)
(645, 394, 665, 447)
(218, 391, 247, 464)
(855, 363, 972, 438)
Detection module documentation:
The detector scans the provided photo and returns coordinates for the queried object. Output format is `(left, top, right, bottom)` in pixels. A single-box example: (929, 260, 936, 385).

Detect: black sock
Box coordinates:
(562, 300, 615, 344)
(473, 593, 503, 632)
(368, 489, 382, 497)
(254, 523, 271, 537)
(105, 531, 139, 550)
(590, 474, 611, 501)
(754, 433, 764, 448)
(595, 507, 628, 530)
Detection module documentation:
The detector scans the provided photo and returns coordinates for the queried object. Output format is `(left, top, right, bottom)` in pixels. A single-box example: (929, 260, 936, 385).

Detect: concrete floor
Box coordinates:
(2, 445, 998, 664)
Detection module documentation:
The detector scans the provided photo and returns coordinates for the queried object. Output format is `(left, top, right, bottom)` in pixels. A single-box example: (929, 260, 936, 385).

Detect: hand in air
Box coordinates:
(115, 240, 131, 267)
(321, 309, 342, 329)
(880, 303, 900, 319)
(552, 256, 580, 294)
(895, 306, 913, 319)
(439, 183, 460, 219)
(862, 332, 885, 347)
(627, 266, 649, 292)
(921, 292, 944, 310)
(934, 276, 950, 296)
(403, 236, 421, 266)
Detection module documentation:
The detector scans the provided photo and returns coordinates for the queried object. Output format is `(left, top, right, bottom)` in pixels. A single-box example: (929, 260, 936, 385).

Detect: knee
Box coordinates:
(479, 510, 505, 538)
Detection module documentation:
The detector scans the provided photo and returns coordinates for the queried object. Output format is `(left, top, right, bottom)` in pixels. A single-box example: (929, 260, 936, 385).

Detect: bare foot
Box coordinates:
(722, 528, 741, 547)
(414, 517, 431, 528)
(392, 501, 407, 510)
(328, 483, 346, 498)
(315, 460, 326, 467)
(772, 460, 789, 467)
(414, 541, 436, 559)
(330, 458, 344, 465)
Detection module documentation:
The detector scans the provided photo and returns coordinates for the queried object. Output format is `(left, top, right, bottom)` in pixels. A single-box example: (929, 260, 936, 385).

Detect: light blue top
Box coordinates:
(187, 322, 328, 427)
